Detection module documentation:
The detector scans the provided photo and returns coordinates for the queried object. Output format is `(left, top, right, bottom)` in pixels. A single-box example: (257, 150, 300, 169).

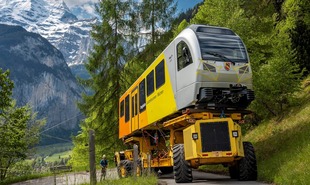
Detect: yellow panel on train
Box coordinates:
(144, 54, 177, 126)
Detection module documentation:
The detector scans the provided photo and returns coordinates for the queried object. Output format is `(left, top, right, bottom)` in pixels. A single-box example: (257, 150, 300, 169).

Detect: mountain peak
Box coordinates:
(0, 0, 96, 66)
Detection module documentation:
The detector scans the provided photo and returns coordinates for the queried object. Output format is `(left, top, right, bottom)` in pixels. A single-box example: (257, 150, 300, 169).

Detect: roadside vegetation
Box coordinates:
(0, 143, 72, 185)
(0, 69, 46, 182)
(244, 76, 310, 184)
(81, 175, 158, 185)
(0, 173, 52, 185)
(34, 142, 72, 158)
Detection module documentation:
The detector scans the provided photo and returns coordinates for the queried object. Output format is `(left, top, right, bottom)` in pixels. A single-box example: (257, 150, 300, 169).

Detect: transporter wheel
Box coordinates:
(117, 160, 132, 178)
(229, 164, 239, 179)
(239, 142, 257, 181)
(173, 144, 193, 183)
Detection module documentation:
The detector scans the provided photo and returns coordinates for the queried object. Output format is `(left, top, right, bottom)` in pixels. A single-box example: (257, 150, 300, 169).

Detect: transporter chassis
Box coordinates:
(115, 108, 257, 182)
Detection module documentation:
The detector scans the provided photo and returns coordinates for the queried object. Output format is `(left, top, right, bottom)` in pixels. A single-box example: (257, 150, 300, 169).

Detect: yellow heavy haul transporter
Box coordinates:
(115, 25, 257, 183)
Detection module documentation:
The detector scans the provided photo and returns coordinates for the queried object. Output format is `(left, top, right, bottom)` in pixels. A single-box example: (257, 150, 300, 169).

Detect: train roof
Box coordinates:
(188, 24, 236, 36)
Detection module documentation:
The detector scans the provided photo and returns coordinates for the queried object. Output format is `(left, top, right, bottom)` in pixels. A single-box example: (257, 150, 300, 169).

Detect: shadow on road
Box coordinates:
(158, 170, 269, 185)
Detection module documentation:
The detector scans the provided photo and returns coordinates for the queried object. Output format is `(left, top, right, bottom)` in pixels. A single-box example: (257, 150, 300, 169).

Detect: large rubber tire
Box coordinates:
(173, 144, 193, 183)
(117, 160, 132, 178)
(239, 142, 257, 181)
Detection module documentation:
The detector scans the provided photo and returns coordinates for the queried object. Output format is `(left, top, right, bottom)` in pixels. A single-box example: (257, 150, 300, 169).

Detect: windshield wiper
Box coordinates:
(205, 51, 235, 65)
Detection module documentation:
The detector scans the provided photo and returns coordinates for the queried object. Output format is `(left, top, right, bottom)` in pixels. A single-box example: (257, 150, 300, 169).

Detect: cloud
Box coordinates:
(83, 4, 96, 14)
(64, 0, 98, 8)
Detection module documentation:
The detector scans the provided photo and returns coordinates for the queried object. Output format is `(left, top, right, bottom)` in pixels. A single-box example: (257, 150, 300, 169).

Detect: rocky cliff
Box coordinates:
(0, 24, 83, 144)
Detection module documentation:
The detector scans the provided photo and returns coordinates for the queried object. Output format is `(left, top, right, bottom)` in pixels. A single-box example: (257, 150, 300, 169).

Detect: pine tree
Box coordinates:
(72, 0, 138, 167)
(140, 0, 176, 58)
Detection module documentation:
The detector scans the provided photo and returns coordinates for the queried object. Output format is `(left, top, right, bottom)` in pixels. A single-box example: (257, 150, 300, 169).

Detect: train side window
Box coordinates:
(125, 95, 130, 122)
(147, 70, 154, 96)
(139, 79, 146, 112)
(155, 60, 165, 89)
(132, 96, 135, 117)
(177, 41, 193, 71)
(120, 100, 124, 117)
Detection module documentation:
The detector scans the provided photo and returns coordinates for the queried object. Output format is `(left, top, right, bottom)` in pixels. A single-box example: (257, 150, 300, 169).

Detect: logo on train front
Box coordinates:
(224, 62, 231, 71)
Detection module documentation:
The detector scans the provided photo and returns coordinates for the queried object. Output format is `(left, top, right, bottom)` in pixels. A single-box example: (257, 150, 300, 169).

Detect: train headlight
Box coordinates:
(192, 133, 199, 140)
(232, 131, 238, 137)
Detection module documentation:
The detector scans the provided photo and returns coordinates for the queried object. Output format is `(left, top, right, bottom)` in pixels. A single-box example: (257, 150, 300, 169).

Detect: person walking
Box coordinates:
(100, 154, 108, 181)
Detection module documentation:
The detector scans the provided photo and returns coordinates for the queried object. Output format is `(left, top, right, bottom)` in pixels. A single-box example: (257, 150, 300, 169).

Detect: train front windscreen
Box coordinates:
(197, 33, 248, 63)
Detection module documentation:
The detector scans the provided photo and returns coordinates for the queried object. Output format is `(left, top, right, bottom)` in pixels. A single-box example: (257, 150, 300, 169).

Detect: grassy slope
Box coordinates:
(34, 142, 73, 157)
(244, 77, 310, 185)
(44, 151, 72, 163)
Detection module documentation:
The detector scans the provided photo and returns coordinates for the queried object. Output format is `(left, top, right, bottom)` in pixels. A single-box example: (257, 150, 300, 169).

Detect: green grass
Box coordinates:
(45, 150, 72, 163)
(33, 142, 73, 157)
(0, 143, 74, 184)
(0, 172, 52, 185)
(244, 77, 310, 185)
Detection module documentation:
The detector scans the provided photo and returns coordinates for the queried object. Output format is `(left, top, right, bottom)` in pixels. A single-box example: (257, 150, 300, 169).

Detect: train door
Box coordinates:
(131, 87, 139, 132)
(163, 43, 177, 93)
(175, 38, 196, 108)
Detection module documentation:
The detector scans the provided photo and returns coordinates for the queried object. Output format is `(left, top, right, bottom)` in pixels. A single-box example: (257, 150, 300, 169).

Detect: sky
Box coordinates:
(64, 0, 203, 12)
(64, 0, 97, 7)
(176, 0, 203, 13)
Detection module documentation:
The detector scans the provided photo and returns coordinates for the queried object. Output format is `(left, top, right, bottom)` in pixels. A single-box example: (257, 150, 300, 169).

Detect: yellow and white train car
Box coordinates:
(119, 24, 254, 139)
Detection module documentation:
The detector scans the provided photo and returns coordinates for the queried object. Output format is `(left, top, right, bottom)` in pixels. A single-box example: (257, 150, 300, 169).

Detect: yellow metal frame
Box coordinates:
(142, 156, 173, 168)
(124, 150, 133, 161)
(121, 111, 245, 170)
(163, 112, 242, 129)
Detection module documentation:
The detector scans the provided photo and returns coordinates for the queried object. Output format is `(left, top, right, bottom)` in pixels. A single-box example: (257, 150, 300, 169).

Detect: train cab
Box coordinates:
(174, 25, 254, 110)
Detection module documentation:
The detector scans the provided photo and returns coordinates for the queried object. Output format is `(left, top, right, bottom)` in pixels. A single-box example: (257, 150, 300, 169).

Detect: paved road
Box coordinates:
(11, 168, 270, 185)
(158, 170, 270, 185)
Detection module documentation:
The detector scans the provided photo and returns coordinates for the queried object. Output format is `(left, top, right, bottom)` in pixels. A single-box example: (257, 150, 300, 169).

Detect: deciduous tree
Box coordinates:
(0, 70, 45, 181)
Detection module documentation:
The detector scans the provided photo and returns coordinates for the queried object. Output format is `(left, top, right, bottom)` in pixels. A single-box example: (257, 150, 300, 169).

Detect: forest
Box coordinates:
(0, 0, 309, 184)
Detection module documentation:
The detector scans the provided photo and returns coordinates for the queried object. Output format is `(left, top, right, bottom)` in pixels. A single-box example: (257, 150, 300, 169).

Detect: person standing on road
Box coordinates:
(100, 154, 108, 181)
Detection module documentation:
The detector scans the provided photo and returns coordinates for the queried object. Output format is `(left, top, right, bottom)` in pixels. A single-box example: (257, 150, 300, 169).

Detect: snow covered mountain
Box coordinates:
(69, 1, 99, 20)
(0, 0, 97, 67)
